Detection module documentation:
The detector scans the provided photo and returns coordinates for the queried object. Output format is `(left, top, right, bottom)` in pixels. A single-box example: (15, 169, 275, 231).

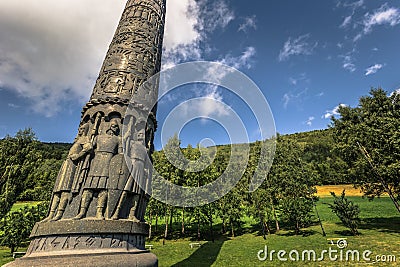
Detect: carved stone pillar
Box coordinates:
(7, 0, 166, 266)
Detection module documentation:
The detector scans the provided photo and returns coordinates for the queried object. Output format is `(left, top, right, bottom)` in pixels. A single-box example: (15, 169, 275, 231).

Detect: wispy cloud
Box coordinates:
(288, 73, 309, 86)
(282, 88, 308, 109)
(337, 0, 364, 29)
(340, 15, 353, 28)
(343, 56, 356, 72)
(279, 34, 318, 62)
(238, 15, 257, 32)
(8, 103, 20, 109)
(351, 4, 400, 42)
(340, 50, 357, 73)
(323, 104, 347, 119)
(306, 116, 315, 126)
(219, 47, 256, 70)
(363, 4, 400, 34)
(365, 64, 384, 76)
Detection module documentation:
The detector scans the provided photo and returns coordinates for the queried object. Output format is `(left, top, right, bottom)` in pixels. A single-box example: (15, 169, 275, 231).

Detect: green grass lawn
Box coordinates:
(146, 196, 400, 266)
(1, 197, 399, 266)
(9, 201, 42, 212)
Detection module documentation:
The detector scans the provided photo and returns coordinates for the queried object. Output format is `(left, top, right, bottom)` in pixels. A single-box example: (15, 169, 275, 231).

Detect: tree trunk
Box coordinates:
(259, 211, 266, 239)
(270, 199, 280, 232)
(230, 220, 235, 238)
(169, 207, 174, 232)
(209, 211, 214, 242)
(163, 208, 169, 245)
(181, 207, 185, 236)
(264, 220, 271, 235)
(148, 211, 152, 239)
(155, 214, 158, 233)
(197, 211, 201, 241)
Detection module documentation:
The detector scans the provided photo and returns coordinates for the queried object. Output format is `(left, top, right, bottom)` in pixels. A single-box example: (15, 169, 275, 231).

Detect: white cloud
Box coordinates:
(164, 0, 200, 51)
(0, 0, 236, 117)
(352, 4, 400, 42)
(282, 88, 308, 109)
(323, 104, 347, 119)
(340, 15, 353, 28)
(8, 103, 20, 109)
(283, 93, 291, 109)
(306, 116, 315, 126)
(341, 54, 356, 72)
(365, 64, 384, 76)
(238, 16, 257, 32)
(363, 4, 400, 34)
(178, 85, 230, 120)
(0, 0, 126, 116)
(389, 88, 400, 97)
(162, 0, 235, 69)
(350, 0, 364, 9)
(219, 47, 256, 70)
(279, 34, 318, 62)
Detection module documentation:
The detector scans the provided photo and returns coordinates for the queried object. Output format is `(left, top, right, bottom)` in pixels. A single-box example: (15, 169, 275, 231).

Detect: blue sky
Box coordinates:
(0, 0, 399, 150)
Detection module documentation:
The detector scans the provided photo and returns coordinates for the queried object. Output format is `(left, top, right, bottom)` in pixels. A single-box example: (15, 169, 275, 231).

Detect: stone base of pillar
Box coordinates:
(4, 250, 158, 267)
(5, 220, 157, 267)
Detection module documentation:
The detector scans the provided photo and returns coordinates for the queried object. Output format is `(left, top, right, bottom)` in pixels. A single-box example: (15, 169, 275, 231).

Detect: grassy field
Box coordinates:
(148, 196, 400, 266)
(1, 189, 399, 266)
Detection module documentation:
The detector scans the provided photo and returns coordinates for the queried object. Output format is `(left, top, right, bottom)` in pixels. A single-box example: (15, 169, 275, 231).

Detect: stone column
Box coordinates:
(7, 0, 166, 266)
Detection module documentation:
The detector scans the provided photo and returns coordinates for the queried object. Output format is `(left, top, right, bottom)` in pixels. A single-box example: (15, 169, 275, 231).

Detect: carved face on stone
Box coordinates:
(136, 129, 145, 142)
(109, 119, 120, 136)
(78, 123, 89, 136)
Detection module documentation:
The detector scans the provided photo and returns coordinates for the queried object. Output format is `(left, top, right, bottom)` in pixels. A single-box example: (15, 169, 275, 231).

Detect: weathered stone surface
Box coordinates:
(12, 0, 166, 266)
(5, 250, 158, 267)
(30, 220, 149, 238)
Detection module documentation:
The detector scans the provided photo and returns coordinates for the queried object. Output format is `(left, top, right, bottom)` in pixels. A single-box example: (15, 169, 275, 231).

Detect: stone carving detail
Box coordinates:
(27, 234, 145, 254)
(37, 0, 164, 224)
(43, 123, 91, 222)
(15, 1, 165, 266)
(90, 0, 165, 101)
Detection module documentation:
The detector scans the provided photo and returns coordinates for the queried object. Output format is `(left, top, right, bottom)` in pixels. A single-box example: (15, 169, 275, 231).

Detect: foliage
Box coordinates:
(267, 137, 317, 234)
(328, 190, 360, 235)
(0, 128, 41, 218)
(0, 129, 68, 213)
(0, 202, 48, 253)
(332, 88, 400, 212)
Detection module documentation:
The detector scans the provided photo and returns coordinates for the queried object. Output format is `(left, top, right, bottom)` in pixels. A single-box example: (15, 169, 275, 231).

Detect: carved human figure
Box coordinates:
(43, 123, 91, 222)
(111, 126, 149, 221)
(73, 118, 121, 220)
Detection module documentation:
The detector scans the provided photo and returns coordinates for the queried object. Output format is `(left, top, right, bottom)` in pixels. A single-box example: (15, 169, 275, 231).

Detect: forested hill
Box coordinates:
(0, 127, 347, 213)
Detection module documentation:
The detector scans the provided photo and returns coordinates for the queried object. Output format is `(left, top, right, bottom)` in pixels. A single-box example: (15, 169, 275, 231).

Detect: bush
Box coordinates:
(328, 190, 360, 235)
(0, 203, 48, 253)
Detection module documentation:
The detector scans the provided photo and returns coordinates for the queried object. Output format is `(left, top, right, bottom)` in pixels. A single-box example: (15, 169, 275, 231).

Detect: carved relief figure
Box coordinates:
(111, 122, 149, 221)
(43, 123, 91, 222)
(73, 118, 121, 220)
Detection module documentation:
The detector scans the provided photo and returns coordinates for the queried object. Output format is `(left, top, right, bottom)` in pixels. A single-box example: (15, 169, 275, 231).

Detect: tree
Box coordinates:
(268, 137, 317, 234)
(329, 190, 360, 235)
(332, 88, 400, 213)
(0, 128, 41, 218)
(0, 203, 48, 253)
